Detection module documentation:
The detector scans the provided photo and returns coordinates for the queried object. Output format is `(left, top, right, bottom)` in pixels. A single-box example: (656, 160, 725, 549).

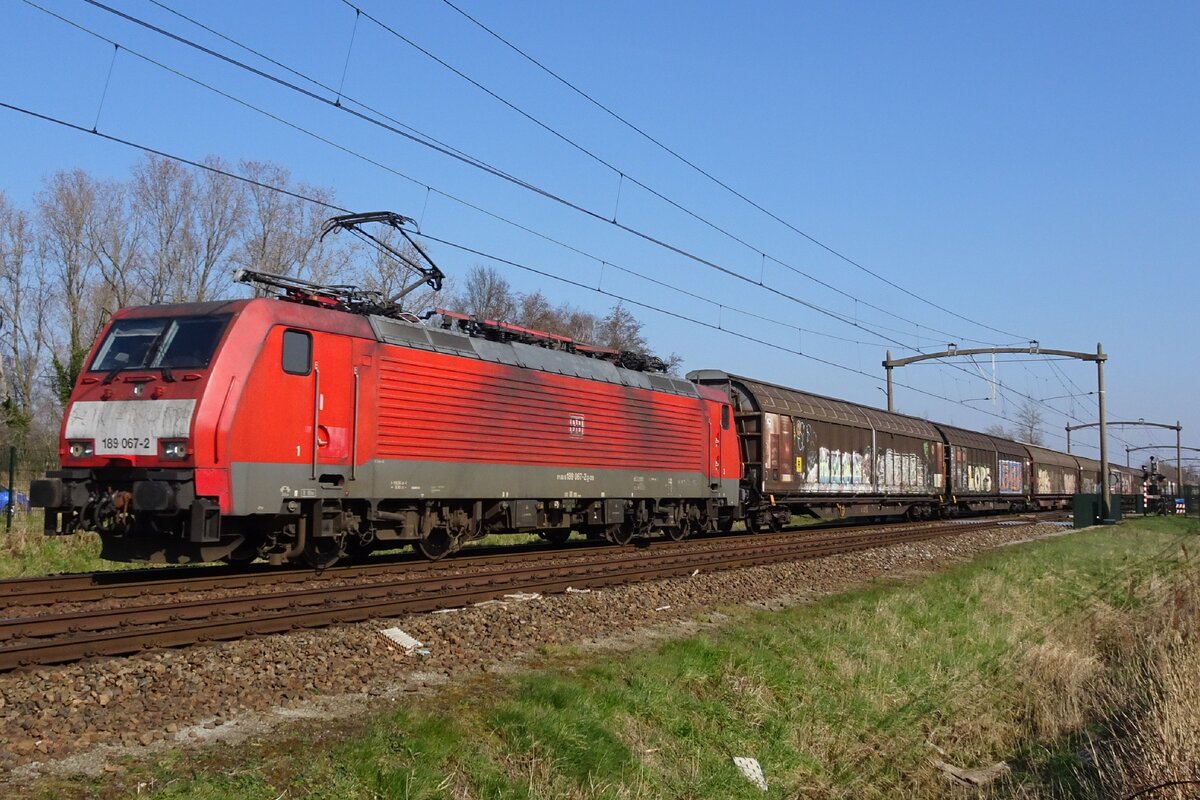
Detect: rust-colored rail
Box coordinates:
(0, 515, 1053, 607)
(0, 518, 1036, 671)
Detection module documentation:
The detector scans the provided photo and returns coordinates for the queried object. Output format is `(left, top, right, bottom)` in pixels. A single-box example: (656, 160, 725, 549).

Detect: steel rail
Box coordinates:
(0, 518, 1032, 670)
(0, 517, 967, 607)
(1, 525, 962, 639)
(0, 540, 622, 607)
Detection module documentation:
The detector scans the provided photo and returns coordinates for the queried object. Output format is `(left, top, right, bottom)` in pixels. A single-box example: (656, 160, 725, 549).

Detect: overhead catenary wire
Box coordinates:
(0, 97, 1070, 439)
(64, 0, 1103, 424)
(331, 0, 1009, 349)
(116, 0, 1013, 351)
(19, 0, 907, 357)
(433, 0, 1030, 343)
(9, 5, 1108, 442)
(24, 0, 999, 365)
(110, 1, 1111, 435)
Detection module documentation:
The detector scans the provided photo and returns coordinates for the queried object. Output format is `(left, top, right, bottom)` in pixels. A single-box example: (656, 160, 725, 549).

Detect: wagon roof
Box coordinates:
(688, 370, 940, 439)
(935, 423, 997, 450)
(1025, 444, 1079, 469)
(986, 435, 1031, 459)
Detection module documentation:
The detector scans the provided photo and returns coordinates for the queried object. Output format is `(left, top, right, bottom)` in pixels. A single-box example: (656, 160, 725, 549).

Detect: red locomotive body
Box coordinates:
(32, 297, 740, 565)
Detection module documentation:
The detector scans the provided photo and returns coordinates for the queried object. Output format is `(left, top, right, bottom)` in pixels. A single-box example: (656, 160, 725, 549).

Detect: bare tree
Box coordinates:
(86, 177, 142, 311)
(37, 170, 106, 405)
(235, 162, 349, 285)
(287, 182, 351, 285)
(133, 154, 248, 303)
(1015, 399, 1045, 445)
(183, 156, 245, 301)
(132, 155, 193, 305)
(235, 161, 290, 278)
(0, 191, 50, 435)
(594, 303, 648, 352)
(513, 290, 561, 332)
(452, 265, 516, 321)
(550, 305, 601, 343)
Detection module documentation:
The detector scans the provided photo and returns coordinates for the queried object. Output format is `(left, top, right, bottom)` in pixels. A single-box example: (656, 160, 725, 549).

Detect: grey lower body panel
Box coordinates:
(230, 460, 737, 515)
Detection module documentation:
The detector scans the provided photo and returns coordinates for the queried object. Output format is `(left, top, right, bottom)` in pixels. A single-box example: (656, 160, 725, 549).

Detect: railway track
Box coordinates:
(0, 514, 1053, 608)
(0, 517, 1050, 671)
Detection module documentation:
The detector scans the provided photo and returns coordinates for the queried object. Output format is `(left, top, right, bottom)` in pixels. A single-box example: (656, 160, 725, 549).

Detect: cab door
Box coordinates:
(310, 332, 353, 476)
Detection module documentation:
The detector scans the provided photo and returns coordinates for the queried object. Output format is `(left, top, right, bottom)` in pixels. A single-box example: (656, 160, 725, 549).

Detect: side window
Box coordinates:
(721, 404, 730, 431)
(282, 329, 312, 375)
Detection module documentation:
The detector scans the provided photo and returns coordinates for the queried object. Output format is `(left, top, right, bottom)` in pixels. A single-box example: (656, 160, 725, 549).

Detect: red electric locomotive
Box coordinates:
(30, 214, 741, 566)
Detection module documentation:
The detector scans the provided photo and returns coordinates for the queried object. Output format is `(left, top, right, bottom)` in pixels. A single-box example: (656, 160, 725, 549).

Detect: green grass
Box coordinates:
(0, 512, 128, 577)
(23, 516, 1200, 799)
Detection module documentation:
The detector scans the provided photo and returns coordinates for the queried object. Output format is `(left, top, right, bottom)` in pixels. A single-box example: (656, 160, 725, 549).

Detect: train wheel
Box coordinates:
(542, 529, 571, 546)
(417, 530, 452, 560)
(754, 513, 782, 533)
(718, 516, 735, 533)
(303, 537, 342, 570)
(666, 522, 688, 541)
(605, 523, 634, 546)
(221, 542, 258, 565)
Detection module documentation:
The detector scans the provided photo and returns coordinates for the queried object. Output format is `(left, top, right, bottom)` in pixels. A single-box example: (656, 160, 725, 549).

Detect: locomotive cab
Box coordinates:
(31, 302, 242, 562)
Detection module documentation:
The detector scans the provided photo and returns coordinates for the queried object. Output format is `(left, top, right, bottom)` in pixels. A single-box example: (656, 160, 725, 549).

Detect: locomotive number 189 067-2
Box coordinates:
(100, 436, 152, 451)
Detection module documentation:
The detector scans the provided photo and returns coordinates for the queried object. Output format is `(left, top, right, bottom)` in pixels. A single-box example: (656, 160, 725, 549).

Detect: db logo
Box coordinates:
(569, 414, 585, 438)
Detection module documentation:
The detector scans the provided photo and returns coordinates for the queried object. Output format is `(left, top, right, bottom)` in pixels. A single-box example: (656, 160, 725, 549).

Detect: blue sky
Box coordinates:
(1, 0, 1197, 463)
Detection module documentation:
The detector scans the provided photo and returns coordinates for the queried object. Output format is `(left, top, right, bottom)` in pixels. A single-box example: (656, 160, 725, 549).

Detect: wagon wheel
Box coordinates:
(221, 539, 258, 565)
(417, 529, 453, 561)
(754, 511, 784, 533)
(542, 529, 571, 546)
(303, 536, 343, 570)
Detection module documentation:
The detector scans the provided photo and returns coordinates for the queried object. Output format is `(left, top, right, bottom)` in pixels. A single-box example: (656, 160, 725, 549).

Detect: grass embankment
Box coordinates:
(0, 513, 123, 578)
(28, 517, 1200, 799)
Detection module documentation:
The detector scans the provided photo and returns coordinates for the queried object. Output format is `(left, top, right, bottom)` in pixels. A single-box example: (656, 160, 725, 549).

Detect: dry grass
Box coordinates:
(1071, 591, 1200, 798)
(1092, 645, 1200, 797)
(0, 512, 121, 577)
(1005, 540, 1200, 799)
(1015, 641, 1106, 741)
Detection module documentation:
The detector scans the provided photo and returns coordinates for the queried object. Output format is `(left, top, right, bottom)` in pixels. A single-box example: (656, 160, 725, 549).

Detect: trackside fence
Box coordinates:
(2, 442, 57, 533)
(1075, 489, 1200, 528)
(1183, 485, 1200, 518)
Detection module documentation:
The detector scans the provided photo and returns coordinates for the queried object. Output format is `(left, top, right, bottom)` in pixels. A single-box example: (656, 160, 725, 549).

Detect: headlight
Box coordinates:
(160, 440, 188, 460)
(68, 440, 94, 459)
